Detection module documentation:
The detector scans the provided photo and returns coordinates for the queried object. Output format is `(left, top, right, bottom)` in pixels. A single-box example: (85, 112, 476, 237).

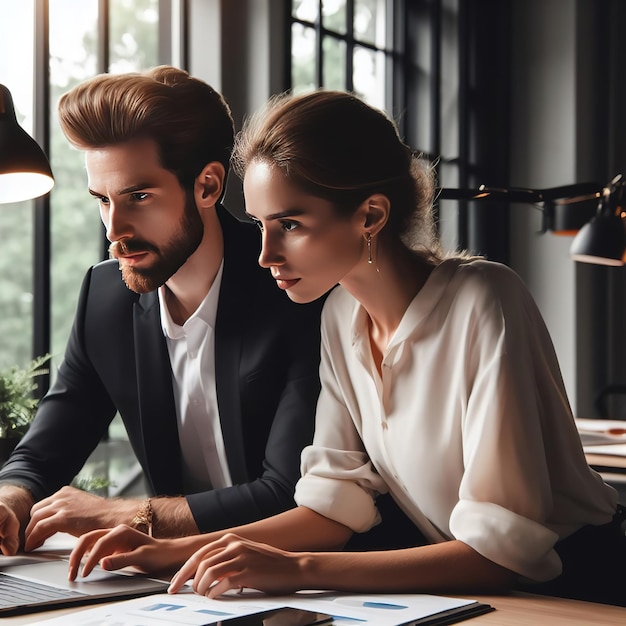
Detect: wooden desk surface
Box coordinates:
(469, 592, 626, 625)
(586, 451, 626, 471)
(4, 592, 626, 625)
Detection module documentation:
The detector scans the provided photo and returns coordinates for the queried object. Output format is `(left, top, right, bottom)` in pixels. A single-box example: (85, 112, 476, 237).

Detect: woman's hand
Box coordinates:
(68, 524, 183, 581)
(168, 533, 306, 598)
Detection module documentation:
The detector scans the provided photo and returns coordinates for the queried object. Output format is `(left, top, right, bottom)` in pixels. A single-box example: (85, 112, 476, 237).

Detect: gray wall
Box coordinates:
(509, 0, 581, 411)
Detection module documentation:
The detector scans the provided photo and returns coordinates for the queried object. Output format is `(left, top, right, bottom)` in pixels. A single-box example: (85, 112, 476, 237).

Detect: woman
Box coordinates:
(68, 91, 625, 605)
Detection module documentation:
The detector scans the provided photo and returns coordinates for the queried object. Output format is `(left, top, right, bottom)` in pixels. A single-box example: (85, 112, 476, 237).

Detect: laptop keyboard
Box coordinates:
(0, 571, 86, 608)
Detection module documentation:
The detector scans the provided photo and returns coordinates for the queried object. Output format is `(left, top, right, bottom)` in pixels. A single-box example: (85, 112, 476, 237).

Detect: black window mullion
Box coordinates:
(33, 0, 51, 395)
(98, 0, 111, 262)
(389, 0, 403, 124)
(429, 0, 442, 230)
(316, 0, 323, 86)
(457, 0, 469, 250)
(345, 0, 354, 92)
(429, 0, 441, 159)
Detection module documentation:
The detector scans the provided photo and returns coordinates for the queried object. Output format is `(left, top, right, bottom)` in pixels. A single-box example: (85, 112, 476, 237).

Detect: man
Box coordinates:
(0, 66, 324, 555)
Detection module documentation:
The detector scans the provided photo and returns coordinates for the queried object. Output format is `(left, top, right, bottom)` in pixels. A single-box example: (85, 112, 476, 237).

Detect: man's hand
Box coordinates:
(24, 486, 138, 551)
(25, 487, 199, 551)
(0, 484, 34, 555)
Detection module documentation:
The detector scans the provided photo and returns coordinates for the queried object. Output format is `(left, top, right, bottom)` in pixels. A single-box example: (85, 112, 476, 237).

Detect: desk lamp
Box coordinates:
(0, 83, 54, 204)
(570, 174, 626, 266)
(439, 177, 625, 265)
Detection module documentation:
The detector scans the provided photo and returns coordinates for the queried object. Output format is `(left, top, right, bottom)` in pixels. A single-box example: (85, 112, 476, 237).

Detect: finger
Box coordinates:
(168, 562, 195, 593)
(24, 514, 59, 552)
(207, 576, 237, 599)
(28, 494, 53, 516)
(79, 525, 147, 577)
(168, 543, 221, 593)
(0, 535, 19, 556)
(80, 534, 117, 578)
(68, 530, 109, 580)
(99, 550, 147, 573)
(0, 515, 20, 556)
(68, 530, 104, 580)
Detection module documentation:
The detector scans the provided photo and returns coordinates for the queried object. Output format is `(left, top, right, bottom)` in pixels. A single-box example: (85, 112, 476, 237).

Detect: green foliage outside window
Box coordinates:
(0, 0, 158, 374)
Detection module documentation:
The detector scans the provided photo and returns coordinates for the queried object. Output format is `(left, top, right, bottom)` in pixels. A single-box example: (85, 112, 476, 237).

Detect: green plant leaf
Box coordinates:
(0, 354, 51, 439)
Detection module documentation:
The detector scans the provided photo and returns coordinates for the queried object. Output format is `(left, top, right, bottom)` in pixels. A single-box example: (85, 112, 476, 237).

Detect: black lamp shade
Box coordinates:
(0, 84, 54, 204)
(570, 213, 626, 266)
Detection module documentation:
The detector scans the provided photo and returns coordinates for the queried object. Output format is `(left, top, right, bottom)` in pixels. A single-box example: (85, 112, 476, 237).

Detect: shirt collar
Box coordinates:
(351, 257, 462, 353)
(158, 259, 225, 339)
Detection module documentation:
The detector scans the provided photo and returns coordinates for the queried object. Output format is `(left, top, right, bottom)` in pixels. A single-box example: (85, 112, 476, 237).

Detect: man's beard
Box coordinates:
(109, 197, 204, 293)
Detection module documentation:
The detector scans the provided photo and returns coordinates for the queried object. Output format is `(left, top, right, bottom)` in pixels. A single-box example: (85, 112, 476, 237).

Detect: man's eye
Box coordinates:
(94, 195, 109, 205)
(252, 219, 264, 231)
(281, 220, 298, 232)
(130, 192, 149, 201)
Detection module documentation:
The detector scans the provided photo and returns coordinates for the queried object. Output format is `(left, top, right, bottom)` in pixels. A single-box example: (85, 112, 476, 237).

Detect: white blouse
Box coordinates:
(294, 258, 617, 582)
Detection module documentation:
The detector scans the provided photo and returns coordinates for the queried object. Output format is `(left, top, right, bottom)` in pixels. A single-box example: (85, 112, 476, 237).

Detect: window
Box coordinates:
(290, 0, 393, 111)
(0, 0, 181, 380)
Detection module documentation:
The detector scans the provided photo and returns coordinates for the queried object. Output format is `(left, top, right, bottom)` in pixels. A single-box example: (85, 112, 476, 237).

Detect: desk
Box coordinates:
(585, 448, 626, 505)
(3, 591, 626, 625)
(578, 417, 626, 504)
(586, 451, 626, 471)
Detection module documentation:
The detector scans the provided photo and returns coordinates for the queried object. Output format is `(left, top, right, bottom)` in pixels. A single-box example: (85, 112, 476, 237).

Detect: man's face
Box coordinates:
(85, 138, 204, 293)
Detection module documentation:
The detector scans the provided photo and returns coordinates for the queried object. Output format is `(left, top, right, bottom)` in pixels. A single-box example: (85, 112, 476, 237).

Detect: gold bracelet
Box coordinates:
(130, 498, 153, 537)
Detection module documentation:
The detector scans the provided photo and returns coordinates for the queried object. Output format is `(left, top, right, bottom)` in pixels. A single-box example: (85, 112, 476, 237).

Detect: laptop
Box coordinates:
(0, 552, 170, 616)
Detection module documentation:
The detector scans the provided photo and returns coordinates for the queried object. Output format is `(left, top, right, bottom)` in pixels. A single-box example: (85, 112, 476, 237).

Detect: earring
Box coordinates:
(367, 232, 373, 264)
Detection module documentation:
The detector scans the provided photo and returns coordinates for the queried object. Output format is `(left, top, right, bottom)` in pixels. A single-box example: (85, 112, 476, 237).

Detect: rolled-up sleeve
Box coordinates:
(450, 501, 561, 581)
(296, 445, 386, 532)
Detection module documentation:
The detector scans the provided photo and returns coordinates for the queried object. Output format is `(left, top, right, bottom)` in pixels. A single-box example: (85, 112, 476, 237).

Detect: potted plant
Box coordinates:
(0, 354, 51, 465)
(0, 354, 116, 494)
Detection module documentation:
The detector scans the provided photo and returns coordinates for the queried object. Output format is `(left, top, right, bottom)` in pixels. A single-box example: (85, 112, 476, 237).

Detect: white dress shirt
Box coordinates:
(159, 260, 232, 493)
(294, 257, 617, 583)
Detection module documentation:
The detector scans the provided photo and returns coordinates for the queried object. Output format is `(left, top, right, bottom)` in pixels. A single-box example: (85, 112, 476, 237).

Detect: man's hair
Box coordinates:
(58, 66, 234, 190)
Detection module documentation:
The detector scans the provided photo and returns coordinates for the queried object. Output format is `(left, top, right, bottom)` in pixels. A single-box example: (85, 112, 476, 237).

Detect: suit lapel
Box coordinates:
(134, 291, 184, 495)
(214, 207, 252, 484)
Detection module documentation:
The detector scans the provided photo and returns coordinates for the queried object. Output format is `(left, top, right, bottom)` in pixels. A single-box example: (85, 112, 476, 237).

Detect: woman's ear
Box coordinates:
(359, 193, 390, 236)
(194, 162, 226, 208)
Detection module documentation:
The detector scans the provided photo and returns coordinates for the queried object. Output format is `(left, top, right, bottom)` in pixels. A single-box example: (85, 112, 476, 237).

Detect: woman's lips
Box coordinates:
(275, 277, 300, 290)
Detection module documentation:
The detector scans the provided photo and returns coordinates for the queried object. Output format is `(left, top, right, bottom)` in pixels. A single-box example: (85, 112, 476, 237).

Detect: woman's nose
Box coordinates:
(258, 231, 283, 269)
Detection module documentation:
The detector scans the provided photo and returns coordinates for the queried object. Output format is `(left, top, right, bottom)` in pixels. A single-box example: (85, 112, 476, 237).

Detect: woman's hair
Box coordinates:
(231, 90, 443, 259)
(57, 66, 234, 190)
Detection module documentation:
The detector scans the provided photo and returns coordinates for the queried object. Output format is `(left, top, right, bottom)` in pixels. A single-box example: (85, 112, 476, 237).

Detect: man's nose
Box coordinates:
(104, 203, 132, 243)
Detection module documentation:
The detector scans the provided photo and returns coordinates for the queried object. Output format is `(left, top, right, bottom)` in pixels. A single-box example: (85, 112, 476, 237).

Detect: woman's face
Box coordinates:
(243, 160, 366, 303)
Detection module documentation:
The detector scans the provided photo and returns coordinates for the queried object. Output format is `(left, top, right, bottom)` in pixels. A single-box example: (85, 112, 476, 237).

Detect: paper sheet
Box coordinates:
(36, 588, 487, 626)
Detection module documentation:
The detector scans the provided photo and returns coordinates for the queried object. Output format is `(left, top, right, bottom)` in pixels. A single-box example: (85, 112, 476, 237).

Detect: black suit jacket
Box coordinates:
(0, 206, 324, 532)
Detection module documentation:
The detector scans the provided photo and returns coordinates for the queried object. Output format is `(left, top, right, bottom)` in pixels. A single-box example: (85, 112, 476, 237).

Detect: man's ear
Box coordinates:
(356, 193, 390, 236)
(194, 162, 226, 209)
